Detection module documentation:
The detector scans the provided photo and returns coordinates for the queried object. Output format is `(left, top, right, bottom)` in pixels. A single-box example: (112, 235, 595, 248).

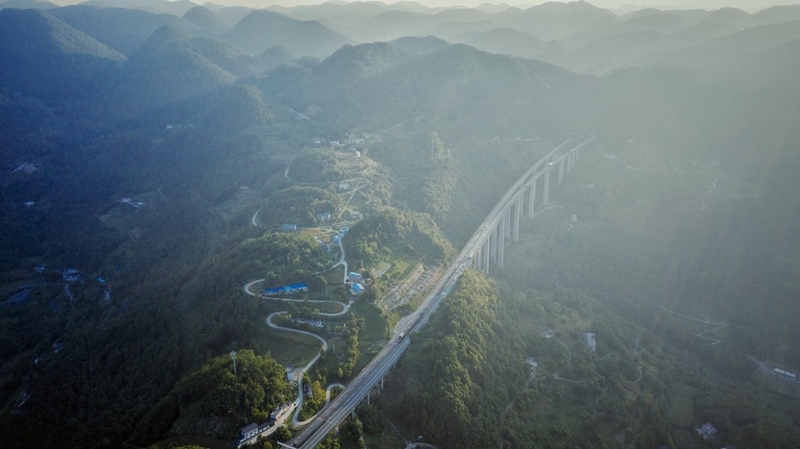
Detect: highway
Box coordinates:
(288, 137, 590, 449)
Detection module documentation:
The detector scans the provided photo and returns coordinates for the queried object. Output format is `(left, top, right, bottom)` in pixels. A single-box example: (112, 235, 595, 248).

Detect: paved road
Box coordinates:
(244, 280, 351, 426)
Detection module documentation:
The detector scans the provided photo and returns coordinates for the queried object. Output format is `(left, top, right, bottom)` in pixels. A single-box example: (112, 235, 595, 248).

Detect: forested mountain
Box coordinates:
(79, 0, 198, 16)
(0, 0, 56, 9)
(2, 2, 800, 449)
(0, 9, 124, 102)
(223, 10, 350, 59)
(182, 5, 229, 35)
(48, 5, 184, 56)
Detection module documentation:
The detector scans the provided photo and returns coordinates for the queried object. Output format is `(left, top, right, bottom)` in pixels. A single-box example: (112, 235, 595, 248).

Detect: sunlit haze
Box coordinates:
(48, 0, 800, 12)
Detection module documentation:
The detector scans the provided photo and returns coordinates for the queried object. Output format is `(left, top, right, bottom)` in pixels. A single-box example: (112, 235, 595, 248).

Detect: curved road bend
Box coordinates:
(245, 279, 351, 426)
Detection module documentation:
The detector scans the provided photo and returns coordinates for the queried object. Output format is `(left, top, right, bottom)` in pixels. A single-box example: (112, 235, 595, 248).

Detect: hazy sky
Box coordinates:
(189, 0, 800, 10)
(49, 0, 800, 12)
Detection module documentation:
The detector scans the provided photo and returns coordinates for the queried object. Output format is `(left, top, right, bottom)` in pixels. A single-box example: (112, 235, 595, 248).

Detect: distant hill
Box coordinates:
(0, 8, 124, 102)
(106, 25, 235, 118)
(552, 29, 679, 74)
(453, 27, 553, 60)
(49, 5, 184, 56)
(630, 19, 800, 69)
(264, 1, 391, 35)
(261, 41, 581, 141)
(715, 38, 800, 85)
(701, 6, 756, 28)
(475, 2, 513, 14)
(755, 4, 800, 24)
(78, 0, 197, 16)
(494, 0, 620, 40)
(346, 10, 434, 42)
(389, 35, 450, 55)
(211, 5, 254, 27)
(223, 10, 350, 59)
(198, 84, 274, 132)
(0, 0, 56, 9)
(182, 4, 228, 35)
(313, 43, 408, 90)
(134, 24, 271, 77)
(431, 7, 491, 23)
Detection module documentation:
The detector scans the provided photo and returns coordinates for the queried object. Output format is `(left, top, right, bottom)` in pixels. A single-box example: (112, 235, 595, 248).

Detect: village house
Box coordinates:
(696, 422, 718, 441)
(583, 332, 596, 352)
(346, 272, 363, 284)
(239, 423, 258, 440)
(350, 283, 365, 296)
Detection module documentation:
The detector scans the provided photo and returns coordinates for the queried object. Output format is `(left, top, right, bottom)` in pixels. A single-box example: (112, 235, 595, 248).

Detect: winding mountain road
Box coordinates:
(244, 280, 351, 426)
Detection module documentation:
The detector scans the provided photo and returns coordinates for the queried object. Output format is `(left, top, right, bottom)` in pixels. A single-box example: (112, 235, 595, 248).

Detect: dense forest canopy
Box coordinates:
(1, 1, 800, 448)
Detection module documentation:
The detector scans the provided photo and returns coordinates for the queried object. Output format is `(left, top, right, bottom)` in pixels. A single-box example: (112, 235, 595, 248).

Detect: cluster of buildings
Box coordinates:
(237, 402, 295, 446)
(346, 272, 365, 296)
(294, 318, 324, 328)
(13, 162, 37, 174)
(62, 268, 82, 283)
(774, 367, 797, 379)
(696, 422, 718, 441)
(120, 197, 145, 208)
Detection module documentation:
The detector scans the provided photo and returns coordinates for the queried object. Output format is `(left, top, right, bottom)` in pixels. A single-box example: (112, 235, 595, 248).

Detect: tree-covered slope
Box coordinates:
(392, 271, 511, 449)
(223, 10, 350, 59)
(0, 8, 124, 103)
(133, 350, 291, 444)
(49, 5, 184, 56)
(343, 208, 454, 270)
(182, 5, 229, 35)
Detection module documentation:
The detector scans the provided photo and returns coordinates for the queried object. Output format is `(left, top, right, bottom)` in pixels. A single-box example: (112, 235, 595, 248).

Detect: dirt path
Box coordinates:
(659, 306, 728, 345)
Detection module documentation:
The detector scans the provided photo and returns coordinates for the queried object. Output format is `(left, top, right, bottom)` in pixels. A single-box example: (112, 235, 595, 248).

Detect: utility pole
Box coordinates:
(230, 350, 237, 377)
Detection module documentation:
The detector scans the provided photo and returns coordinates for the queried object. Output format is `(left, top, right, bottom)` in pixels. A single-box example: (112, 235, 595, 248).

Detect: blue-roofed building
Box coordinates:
(316, 212, 332, 221)
(281, 224, 297, 232)
(350, 283, 365, 296)
(264, 283, 308, 296)
(345, 272, 363, 285)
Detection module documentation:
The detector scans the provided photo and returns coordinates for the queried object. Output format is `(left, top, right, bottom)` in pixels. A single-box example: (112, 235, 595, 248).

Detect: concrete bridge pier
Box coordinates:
(482, 240, 490, 274)
(496, 217, 505, 269)
(512, 195, 521, 241)
(543, 169, 550, 205)
(504, 207, 511, 235)
(498, 230, 505, 268)
(558, 158, 565, 185)
(489, 227, 497, 264)
(492, 222, 502, 265)
(527, 181, 536, 218)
